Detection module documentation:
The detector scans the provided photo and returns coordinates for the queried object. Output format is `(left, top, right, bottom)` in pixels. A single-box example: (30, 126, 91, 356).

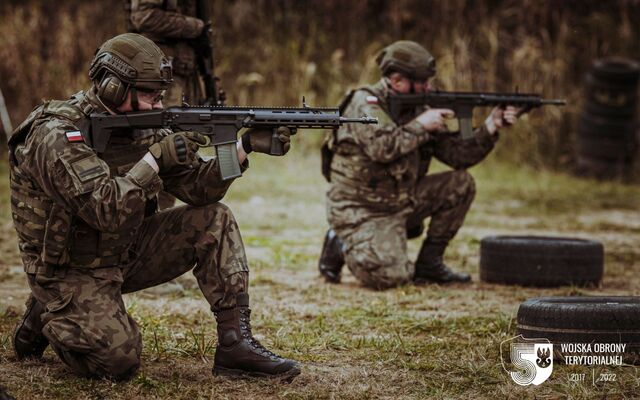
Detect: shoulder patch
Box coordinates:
(65, 131, 84, 143)
(69, 154, 107, 182)
(366, 96, 379, 104)
(58, 151, 109, 195)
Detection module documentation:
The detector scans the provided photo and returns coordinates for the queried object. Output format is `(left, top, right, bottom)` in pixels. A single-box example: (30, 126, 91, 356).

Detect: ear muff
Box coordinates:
(97, 73, 129, 109)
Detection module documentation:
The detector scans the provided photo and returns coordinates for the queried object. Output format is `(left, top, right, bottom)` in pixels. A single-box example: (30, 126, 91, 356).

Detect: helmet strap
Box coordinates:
(130, 87, 139, 111)
(408, 77, 417, 94)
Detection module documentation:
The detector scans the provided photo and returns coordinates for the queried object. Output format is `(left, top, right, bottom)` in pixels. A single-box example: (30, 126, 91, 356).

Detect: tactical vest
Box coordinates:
(9, 94, 152, 273)
(323, 84, 429, 201)
(321, 87, 377, 182)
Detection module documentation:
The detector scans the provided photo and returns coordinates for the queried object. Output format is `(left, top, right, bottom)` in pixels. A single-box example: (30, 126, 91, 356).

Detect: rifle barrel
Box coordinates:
(340, 116, 378, 124)
(541, 99, 566, 105)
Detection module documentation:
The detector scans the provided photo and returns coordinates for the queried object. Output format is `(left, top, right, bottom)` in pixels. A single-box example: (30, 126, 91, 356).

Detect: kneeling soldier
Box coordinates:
(10, 33, 299, 381)
(320, 40, 521, 289)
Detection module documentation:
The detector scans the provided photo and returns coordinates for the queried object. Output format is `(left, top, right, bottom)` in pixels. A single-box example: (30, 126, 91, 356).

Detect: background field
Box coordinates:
(0, 1, 639, 399)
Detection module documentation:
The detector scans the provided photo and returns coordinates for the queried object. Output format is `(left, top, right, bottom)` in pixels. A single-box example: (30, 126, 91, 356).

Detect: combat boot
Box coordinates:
(213, 293, 301, 380)
(13, 294, 49, 360)
(318, 229, 345, 283)
(414, 239, 471, 284)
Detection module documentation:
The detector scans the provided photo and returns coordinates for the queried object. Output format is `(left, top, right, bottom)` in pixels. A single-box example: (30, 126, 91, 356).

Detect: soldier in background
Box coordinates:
(319, 40, 521, 289)
(128, 0, 207, 107)
(10, 33, 299, 381)
(127, 0, 216, 208)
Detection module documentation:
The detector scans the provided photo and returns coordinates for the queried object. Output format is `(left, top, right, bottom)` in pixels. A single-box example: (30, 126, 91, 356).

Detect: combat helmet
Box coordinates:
(376, 40, 436, 80)
(89, 33, 172, 108)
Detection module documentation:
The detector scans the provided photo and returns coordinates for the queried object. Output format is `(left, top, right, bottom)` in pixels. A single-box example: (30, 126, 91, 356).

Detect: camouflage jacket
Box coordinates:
(329, 80, 498, 209)
(129, 0, 204, 76)
(8, 89, 236, 273)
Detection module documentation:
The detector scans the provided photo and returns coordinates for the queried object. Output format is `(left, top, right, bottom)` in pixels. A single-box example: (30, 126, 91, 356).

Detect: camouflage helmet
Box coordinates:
(376, 40, 436, 80)
(89, 33, 172, 91)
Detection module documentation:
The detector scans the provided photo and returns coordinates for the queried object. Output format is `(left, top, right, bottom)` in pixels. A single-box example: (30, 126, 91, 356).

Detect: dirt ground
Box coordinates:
(0, 151, 639, 399)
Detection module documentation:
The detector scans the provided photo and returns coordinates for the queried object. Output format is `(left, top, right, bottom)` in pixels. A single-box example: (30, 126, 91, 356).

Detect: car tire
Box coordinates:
(480, 236, 604, 287)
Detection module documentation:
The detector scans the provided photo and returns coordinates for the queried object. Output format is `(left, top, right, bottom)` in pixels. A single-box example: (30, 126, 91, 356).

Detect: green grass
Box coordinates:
(1, 150, 639, 399)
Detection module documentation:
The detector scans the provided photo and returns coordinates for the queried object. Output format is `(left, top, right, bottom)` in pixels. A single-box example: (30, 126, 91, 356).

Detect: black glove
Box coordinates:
(241, 127, 292, 156)
(149, 131, 208, 171)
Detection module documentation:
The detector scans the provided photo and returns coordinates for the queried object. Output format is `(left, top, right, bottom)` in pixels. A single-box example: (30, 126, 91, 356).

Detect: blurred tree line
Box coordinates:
(0, 0, 638, 169)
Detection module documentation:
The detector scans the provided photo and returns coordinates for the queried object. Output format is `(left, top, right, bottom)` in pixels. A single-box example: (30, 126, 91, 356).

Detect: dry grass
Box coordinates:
(1, 1, 639, 168)
(1, 147, 639, 399)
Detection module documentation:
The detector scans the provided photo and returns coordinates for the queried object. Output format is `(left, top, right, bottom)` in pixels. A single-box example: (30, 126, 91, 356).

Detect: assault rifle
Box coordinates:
(193, 0, 225, 105)
(90, 104, 377, 180)
(388, 91, 566, 139)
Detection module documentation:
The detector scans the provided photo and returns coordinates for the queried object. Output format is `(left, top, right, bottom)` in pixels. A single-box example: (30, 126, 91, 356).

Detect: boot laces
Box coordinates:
(239, 308, 281, 359)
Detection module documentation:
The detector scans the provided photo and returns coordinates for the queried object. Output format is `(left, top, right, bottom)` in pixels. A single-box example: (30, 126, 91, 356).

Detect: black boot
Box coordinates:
(414, 239, 471, 284)
(318, 229, 345, 283)
(406, 221, 425, 240)
(0, 387, 16, 400)
(13, 295, 49, 360)
(213, 293, 301, 380)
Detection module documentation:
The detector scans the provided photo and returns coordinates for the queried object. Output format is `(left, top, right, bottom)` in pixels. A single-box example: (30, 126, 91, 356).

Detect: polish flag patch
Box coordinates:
(65, 131, 84, 143)
(366, 95, 378, 104)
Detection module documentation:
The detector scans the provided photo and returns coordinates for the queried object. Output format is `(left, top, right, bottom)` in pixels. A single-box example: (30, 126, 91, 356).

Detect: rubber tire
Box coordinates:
(591, 58, 640, 85)
(578, 113, 637, 139)
(517, 297, 640, 364)
(584, 99, 637, 118)
(480, 236, 603, 287)
(584, 75, 638, 115)
(576, 136, 635, 160)
(576, 156, 631, 180)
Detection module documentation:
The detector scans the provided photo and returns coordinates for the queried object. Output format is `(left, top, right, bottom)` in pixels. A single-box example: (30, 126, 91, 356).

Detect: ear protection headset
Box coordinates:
(96, 73, 130, 109)
(88, 52, 138, 109)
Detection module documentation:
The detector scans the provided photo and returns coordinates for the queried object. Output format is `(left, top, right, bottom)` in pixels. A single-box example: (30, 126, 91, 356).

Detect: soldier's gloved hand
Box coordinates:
(415, 108, 456, 133)
(241, 127, 292, 156)
(149, 131, 208, 171)
(192, 21, 212, 52)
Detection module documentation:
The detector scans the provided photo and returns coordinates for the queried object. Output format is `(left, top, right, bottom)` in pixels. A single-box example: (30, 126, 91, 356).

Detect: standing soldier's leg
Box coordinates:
(122, 203, 300, 379)
(330, 207, 413, 290)
(411, 170, 476, 283)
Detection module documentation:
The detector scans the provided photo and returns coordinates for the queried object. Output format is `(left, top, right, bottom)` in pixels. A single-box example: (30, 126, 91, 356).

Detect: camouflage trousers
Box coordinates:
(26, 203, 248, 380)
(327, 170, 475, 289)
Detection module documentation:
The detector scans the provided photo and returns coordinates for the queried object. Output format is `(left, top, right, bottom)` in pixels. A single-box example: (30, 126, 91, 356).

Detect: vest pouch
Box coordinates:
(68, 223, 130, 268)
(321, 135, 334, 182)
(41, 203, 73, 266)
(97, 229, 135, 266)
(69, 222, 99, 258)
(417, 143, 432, 178)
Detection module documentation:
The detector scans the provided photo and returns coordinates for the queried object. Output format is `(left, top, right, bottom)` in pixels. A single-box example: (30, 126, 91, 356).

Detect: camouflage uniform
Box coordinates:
(129, 0, 204, 106)
(326, 80, 498, 289)
(9, 89, 247, 379)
